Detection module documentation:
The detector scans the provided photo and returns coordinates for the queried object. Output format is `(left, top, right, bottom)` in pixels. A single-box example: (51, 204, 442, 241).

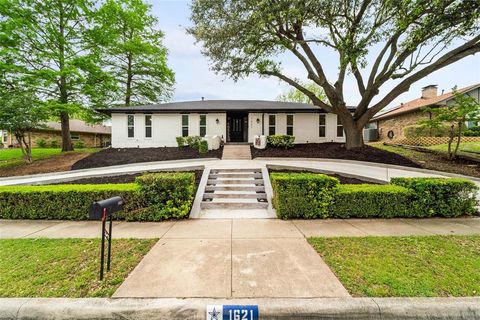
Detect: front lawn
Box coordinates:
(0, 148, 97, 169)
(309, 235, 480, 297)
(0, 238, 156, 297)
(428, 142, 480, 155)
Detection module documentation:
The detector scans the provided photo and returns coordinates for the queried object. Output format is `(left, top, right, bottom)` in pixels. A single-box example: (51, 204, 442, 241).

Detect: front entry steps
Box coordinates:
(200, 168, 268, 210)
(221, 145, 252, 160)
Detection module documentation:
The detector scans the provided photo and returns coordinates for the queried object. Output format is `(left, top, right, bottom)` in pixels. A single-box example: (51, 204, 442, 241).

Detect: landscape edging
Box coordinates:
(0, 297, 479, 320)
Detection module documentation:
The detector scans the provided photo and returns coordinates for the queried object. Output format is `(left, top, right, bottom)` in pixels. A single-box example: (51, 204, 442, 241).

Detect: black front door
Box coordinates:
(227, 113, 248, 142)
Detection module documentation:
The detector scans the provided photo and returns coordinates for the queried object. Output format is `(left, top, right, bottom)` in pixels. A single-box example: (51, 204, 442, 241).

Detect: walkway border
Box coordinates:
(1, 297, 479, 320)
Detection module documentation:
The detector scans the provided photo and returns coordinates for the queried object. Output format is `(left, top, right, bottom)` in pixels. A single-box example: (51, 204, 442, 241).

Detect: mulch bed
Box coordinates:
(251, 143, 421, 168)
(268, 169, 378, 184)
(71, 147, 223, 170)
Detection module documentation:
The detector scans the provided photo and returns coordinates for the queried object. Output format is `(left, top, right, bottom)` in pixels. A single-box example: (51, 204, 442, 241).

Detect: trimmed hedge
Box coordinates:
(271, 172, 339, 219)
(330, 184, 411, 218)
(130, 172, 195, 221)
(0, 184, 142, 220)
(391, 177, 478, 217)
(0, 172, 197, 221)
(270, 173, 479, 219)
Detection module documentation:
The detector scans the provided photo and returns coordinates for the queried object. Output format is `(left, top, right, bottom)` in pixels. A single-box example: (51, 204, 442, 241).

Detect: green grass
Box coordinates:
(0, 148, 97, 169)
(428, 142, 480, 154)
(0, 238, 156, 297)
(308, 235, 480, 297)
(368, 142, 421, 158)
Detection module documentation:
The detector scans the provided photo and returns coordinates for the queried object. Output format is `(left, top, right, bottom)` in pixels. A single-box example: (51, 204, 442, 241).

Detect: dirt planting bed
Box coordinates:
(252, 143, 420, 168)
(268, 169, 379, 184)
(72, 147, 223, 170)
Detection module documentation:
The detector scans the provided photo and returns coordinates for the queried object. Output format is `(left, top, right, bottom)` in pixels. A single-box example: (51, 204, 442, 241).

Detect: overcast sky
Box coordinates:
(151, 0, 480, 110)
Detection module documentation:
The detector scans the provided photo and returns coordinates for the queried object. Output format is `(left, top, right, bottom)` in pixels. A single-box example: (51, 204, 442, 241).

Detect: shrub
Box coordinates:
(184, 136, 202, 150)
(133, 172, 195, 221)
(391, 177, 478, 217)
(267, 135, 295, 148)
(463, 126, 480, 137)
(176, 136, 185, 147)
(330, 184, 411, 218)
(404, 125, 449, 138)
(36, 138, 47, 148)
(270, 173, 338, 219)
(74, 141, 85, 149)
(50, 140, 59, 148)
(0, 184, 143, 220)
(199, 140, 208, 154)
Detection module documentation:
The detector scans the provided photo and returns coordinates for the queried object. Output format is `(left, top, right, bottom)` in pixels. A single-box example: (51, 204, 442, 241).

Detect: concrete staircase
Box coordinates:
(200, 168, 268, 210)
(221, 145, 252, 160)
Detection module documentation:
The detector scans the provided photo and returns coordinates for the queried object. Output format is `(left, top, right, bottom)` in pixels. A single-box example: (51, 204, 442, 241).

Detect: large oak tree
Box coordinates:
(189, 0, 480, 149)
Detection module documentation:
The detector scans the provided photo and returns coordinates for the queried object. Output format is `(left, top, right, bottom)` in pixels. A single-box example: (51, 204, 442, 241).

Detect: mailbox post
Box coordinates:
(90, 196, 123, 280)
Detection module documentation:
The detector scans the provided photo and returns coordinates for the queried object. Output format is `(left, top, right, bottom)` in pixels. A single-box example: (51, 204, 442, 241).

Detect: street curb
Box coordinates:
(0, 297, 479, 320)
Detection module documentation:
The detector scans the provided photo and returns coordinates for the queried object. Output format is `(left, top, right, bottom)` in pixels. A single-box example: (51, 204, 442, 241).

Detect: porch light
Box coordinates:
(256, 118, 260, 124)
(216, 118, 220, 124)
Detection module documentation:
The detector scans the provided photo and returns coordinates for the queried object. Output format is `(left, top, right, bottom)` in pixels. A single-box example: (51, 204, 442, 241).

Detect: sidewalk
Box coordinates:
(2, 217, 480, 239)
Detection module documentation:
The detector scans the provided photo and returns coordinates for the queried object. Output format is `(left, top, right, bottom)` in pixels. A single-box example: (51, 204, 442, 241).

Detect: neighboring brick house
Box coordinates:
(370, 83, 480, 142)
(1, 119, 111, 148)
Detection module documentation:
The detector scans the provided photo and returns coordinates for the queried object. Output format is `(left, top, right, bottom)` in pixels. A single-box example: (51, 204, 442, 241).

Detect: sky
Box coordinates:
(150, 0, 480, 110)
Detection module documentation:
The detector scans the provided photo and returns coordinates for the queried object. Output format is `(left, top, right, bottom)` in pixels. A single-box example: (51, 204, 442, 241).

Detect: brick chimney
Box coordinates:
(421, 85, 438, 99)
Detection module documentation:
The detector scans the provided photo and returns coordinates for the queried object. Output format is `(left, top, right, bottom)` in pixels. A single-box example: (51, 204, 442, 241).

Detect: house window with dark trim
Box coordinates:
(199, 114, 206, 137)
(145, 115, 152, 138)
(70, 134, 80, 141)
(268, 114, 276, 135)
(286, 114, 294, 136)
(319, 114, 326, 137)
(337, 116, 344, 137)
(2, 131, 8, 143)
(182, 114, 189, 137)
(127, 114, 135, 138)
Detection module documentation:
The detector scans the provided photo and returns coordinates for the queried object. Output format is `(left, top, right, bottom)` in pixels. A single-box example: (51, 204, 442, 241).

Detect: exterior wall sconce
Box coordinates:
(256, 118, 260, 124)
(216, 118, 220, 124)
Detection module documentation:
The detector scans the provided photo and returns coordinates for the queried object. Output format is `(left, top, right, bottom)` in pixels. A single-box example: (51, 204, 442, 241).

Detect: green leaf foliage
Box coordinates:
(267, 135, 295, 149)
(271, 172, 339, 219)
(391, 177, 479, 217)
(133, 172, 195, 221)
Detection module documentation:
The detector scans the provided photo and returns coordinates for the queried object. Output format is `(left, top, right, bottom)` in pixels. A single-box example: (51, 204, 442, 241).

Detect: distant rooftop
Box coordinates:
(97, 100, 356, 114)
(44, 119, 111, 135)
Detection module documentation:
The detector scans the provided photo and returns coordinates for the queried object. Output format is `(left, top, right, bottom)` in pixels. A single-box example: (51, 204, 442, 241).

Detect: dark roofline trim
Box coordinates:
(96, 108, 356, 115)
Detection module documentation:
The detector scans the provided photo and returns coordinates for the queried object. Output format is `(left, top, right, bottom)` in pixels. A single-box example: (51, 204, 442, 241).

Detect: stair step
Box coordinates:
(201, 202, 269, 210)
(203, 193, 267, 199)
(211, 168, 261, 173)
(207, 179, 264, 185)
(209, 173, 263, 179)
(205, 185, 266, 192)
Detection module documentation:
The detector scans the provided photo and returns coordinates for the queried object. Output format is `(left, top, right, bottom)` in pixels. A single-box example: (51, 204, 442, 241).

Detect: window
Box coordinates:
(286, 114, 294, 136)
(337, 116, 344, 137)
(127, 114, 135, 138)
(319, 114, 326, 137)
(268, 114, 276, 135)
(2, 131, 7, 143)
(145, 115, 152, 138)
(182, 114, 189, 137)
(199, 114, 206, 137)
(70, 134, 80, 141)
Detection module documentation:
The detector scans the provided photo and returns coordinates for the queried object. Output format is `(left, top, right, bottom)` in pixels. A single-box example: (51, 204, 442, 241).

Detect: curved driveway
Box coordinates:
(0, 157, 479, 186)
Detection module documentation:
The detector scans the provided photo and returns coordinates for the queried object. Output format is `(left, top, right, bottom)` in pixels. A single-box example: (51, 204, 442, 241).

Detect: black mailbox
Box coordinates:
(90, 196, 124, 220)
(89, 196, 124, 280)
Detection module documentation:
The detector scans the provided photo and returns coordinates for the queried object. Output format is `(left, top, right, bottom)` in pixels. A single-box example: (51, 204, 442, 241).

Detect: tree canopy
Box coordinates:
(277, 82, 326, 104)
(189, 0, 480, 149)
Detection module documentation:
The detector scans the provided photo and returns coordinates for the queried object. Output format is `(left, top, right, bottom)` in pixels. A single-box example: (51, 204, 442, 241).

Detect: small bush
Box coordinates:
(0, 184, 143, 220)
(271, 173, 338, 219)
(463, 126, 480, 137)
(74, 141, 85, 149)
(199, 140, 208, 154)
(391, 177, 478, 217)
(36, 138, 47, 148)
(50, 140, 59, 148)
(267, 135, 295, 149)
(404, 125, 449, 138)
(176, 136, 185, 147)
(184, 136, 202, 150)
(330, 184, 411, 218)
(133, 172, 195, 221)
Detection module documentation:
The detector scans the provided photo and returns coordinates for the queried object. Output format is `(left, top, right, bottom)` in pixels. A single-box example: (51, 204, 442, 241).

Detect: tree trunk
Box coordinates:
(60, 111, 73, 151)
(125, 53, 133, 106)
(341, 115, 365, 150)
(447, 125, 455, 160)
(452, 121, 463, 159)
